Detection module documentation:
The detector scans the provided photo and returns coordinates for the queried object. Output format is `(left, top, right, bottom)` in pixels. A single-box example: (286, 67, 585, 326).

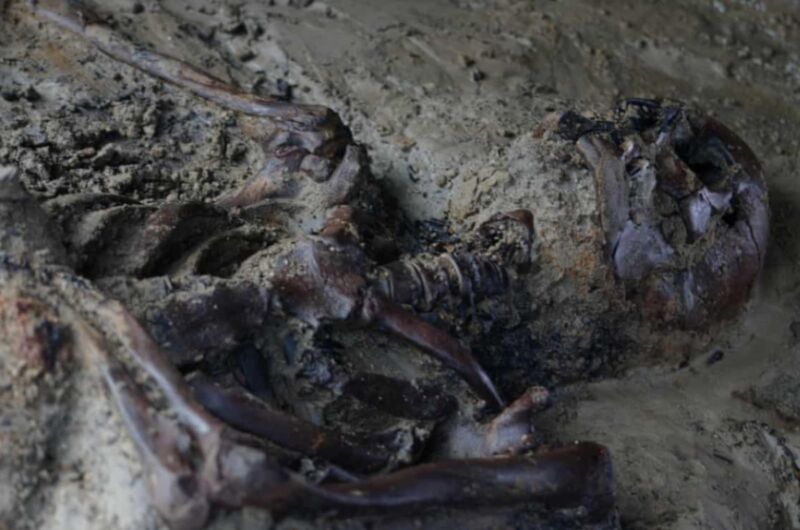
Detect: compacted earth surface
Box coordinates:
(1, 0, 800, 529)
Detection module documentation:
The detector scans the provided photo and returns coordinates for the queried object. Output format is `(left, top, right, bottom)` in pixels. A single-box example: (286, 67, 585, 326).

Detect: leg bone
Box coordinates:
(72, 320, 210, 530)
(190, 376, 394, 474)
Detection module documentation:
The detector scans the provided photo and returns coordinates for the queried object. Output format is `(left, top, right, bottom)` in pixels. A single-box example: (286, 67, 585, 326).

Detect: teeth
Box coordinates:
(680, 192, 713, 242)
(703, 188, 733, 213)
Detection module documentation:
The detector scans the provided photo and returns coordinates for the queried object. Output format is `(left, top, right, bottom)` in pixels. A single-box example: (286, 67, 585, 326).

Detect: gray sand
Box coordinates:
(1, 0, 800, 529)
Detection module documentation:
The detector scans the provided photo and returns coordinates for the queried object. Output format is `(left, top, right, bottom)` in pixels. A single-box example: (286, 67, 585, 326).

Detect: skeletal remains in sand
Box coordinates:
(1, 0, 767, 528)
(547, 98, 769, 328)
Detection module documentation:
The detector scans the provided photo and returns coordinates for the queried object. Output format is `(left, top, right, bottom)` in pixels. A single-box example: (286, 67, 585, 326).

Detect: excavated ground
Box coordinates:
(2, 0, 800, 529)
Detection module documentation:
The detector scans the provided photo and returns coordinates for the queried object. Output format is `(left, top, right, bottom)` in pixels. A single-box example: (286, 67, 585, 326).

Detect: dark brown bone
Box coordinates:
(29, 0, 341, 134)
(45, 191, 274, 278)
(45, 198, 238, 279)
(129, 203, 238, 277)
(31, 0, 506, 406)
(371, 209, 533, 311)
(99, 277, 271, 367)
(219, 143, 367, 210)
(362, 291, 505, 408)
(484, 386, 549, 455)
(73, 322, 210, 530)
(3, 172, 614, 527)
(20, 4, 621, 526)
(46, 254, 606, 529)
(318, 204, 400, 262)
(373, 251, 508, 312)
(645, 113, 768, 325)
(30, 0, 352, 208)
(267, 442, 615, 523)
(61, 273, 613, 527)
(190, 377, 395, 474)
(250, 228, 505, 408)
(90, 284, 609, 524)
(55, 278, 288, 525)
(86, 203, 236, 279)
(566, 101, 769, 327)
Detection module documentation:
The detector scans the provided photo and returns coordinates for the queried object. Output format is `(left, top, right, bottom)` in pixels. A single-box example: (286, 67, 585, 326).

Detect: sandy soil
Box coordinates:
(2, 0, 800, 529)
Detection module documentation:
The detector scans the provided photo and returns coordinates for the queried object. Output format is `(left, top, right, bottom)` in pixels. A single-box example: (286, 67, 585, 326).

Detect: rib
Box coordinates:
(96, 299, 221, 437)
(362, 291, 505, 409)
(59, 273, 612, 527)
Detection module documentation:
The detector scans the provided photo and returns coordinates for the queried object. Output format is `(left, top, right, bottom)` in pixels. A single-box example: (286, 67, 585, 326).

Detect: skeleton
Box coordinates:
(1, 0, 772, 527)
(0, 1, 619, 529)
(543, 98, 769, 328)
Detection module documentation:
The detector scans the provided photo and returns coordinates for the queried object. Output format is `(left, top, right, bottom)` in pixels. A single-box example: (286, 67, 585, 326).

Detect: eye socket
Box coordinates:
(675, 135, 734, 188)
